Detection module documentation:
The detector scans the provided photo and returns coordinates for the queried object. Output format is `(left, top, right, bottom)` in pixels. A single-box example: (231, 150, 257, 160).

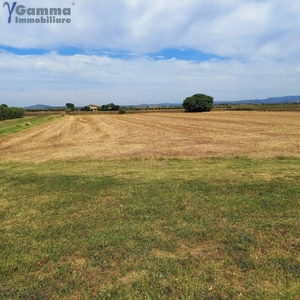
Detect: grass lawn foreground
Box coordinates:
(0, 157, 299, 299)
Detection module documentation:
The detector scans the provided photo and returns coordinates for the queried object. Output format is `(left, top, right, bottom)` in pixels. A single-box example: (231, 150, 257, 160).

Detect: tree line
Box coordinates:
(0, 104, 25, 120)
(80, 103, 120, 111)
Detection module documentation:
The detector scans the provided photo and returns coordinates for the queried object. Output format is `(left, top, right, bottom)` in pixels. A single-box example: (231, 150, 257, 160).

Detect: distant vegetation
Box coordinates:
(22, 98, 300, 116)
(0, 104, 24, 121)
(215, 95, 300, 105)
(99, 103, 120, 111)
(80, 103, 120, 112)
(80, 105, 92, 111)
(65, 103, 75, 112)
(118, 107, 126, 114)
(183, 94, 214, 112)
(213, 103, 300, 112)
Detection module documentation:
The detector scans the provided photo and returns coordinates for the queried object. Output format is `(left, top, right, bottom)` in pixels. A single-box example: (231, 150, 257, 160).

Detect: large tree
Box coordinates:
(66, 103, 75, 111)
(183, 93, 214, 112)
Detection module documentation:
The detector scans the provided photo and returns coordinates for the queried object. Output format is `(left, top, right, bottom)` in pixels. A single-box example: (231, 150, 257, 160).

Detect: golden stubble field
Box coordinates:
(0, 111, 299, 162)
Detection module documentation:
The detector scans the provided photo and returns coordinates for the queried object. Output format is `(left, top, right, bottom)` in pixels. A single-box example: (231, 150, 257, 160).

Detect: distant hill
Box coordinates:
(25, 104, 65, 110)
(136, 96, 300, 107)
(26, 104, 54, 109)
(215, 95, 300, 105)
(136, 103, 182, 107)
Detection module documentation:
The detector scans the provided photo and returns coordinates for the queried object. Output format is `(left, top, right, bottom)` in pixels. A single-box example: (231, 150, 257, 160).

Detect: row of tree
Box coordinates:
(66, 94, 214, 113)
(0, 94, 212, 120)
(80, 103, 120, 111)
(0, 104, 24, 120)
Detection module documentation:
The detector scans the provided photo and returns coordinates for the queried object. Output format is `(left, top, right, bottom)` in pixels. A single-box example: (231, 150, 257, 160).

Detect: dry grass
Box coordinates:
(0, 111, 299, 161)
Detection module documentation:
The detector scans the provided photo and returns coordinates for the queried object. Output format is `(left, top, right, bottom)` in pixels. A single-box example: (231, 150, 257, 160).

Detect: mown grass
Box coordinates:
(0, 158, 299, 299)
(0, 115, 62, 139)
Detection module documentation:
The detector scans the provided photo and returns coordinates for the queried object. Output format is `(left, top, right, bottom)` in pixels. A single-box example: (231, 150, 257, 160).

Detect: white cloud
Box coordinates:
(1, 0, 300, 106)
(1, 52, 300, 106)
(1, 0, 300, 59)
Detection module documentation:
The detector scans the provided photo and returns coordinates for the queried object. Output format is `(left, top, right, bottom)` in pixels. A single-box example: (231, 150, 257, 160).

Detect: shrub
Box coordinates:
(118, 107, 126, 114)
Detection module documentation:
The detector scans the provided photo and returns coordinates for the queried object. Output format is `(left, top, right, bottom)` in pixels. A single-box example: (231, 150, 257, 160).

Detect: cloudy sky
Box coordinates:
(1, 0, 300, 107)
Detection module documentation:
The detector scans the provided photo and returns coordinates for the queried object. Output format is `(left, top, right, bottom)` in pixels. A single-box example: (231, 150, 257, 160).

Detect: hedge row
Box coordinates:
(0, 104, 25, 120)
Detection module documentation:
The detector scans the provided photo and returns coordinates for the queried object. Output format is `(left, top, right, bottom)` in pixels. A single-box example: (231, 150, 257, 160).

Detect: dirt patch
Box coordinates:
(151, 249, 177, 259)
(118, 271, 148, 285)
(0, 112, 299, 162)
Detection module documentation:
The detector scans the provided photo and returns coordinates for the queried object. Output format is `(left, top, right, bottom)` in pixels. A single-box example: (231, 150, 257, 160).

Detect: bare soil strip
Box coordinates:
(0, 112, 299, 161)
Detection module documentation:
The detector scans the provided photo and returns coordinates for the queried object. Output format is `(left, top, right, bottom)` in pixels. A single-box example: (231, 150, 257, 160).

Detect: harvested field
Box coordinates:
(0, 111, 299, 161)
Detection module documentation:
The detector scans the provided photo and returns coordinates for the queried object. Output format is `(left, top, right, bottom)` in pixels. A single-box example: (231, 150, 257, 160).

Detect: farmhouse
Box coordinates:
(89, 104, 100, 111)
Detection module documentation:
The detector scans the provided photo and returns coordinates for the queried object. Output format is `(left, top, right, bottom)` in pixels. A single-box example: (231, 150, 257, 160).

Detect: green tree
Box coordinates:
(66, 103, 75, 111)
(0, 105, 24, 120)
(99, 103, 120, 111)
(182, 93, 214, 112)
(80, 106, 91, 111)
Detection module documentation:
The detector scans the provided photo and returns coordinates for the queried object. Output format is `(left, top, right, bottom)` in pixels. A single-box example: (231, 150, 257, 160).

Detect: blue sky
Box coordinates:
(1, 0, 300, 107)
(0, 45, 225, 61)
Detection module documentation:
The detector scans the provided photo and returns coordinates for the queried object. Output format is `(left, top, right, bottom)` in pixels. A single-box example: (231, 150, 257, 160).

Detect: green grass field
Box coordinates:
(1, 157, 299, 299)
